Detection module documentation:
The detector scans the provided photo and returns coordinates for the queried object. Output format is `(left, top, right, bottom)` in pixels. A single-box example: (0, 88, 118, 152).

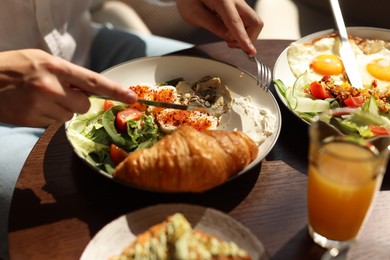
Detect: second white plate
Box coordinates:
(80, 204, 268, 260)
(273, 26, 390, 123)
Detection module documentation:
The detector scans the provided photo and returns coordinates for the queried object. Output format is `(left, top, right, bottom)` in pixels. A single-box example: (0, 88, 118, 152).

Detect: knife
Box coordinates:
(136, 99, 223, 115)
(151, 99, 228, 116)
(137, 99, 210, 113)
(90, 94, 220, 115)
(329, 0, 364, 89)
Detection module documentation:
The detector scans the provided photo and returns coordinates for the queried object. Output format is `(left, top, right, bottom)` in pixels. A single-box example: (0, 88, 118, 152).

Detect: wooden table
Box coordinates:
(8, 40, 390, 260)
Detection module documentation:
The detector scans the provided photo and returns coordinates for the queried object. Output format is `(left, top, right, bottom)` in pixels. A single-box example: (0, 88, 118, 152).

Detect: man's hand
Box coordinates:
(0, 49, 137, 127)
(176, 0, 263, 55)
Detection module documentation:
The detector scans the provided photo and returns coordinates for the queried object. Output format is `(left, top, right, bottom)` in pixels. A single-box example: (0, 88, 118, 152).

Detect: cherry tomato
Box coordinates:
(369, 125, 390, 136)
(109, 144, 128, 165)
(343, 96, 365, 108)
(116, 108, 142, 131)
(103, 100, 115, 111)
(309, 81, 332, 99)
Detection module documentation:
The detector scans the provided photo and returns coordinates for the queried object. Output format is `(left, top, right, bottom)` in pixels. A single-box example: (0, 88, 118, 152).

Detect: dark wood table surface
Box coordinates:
(8, 40, 390, 260)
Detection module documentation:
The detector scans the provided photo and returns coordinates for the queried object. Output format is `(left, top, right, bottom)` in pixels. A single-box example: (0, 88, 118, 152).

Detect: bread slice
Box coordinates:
(109, 213, 251, 260)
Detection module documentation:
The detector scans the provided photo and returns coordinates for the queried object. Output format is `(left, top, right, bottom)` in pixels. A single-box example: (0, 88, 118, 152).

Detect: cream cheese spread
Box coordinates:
(232, 96, 276, 145)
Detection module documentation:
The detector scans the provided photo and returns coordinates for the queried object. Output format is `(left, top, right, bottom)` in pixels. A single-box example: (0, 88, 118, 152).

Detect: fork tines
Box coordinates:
(247, 53, 271, 92)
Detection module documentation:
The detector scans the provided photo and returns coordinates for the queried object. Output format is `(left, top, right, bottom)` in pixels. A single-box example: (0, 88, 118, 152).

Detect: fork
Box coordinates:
(244, 51, 272, 92)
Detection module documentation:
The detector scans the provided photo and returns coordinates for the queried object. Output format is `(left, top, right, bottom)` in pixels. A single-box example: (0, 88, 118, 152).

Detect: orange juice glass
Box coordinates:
(307, 114, 390, 249)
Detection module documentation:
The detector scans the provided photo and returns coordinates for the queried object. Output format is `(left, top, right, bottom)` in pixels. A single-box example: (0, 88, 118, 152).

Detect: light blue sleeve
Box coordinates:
(0, 123, 45, 260)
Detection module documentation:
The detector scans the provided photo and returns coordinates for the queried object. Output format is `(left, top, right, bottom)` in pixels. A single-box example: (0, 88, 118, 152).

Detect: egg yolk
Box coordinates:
(311, 54, 344, 75)
(367, 58, 390, 81)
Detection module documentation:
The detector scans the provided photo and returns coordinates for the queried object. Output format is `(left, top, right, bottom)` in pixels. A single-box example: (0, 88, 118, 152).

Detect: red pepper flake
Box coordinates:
(154, 88, 176, 103)
(128, 85, 156, 111)
(129, 85, 155, 99)
(156, 110, 214, 131)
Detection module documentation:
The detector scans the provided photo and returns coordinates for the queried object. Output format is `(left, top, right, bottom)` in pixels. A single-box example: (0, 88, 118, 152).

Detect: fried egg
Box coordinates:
(356, 48, 390, 93)
(155, 109, 219, 133)
(128, 83, 220, 133)
(287, 36, 348, 84)
(287, 35, 390, 91)
(129, 84, 155, 99)
(153, 85, 179, 103)
(128, 84, 179, 111)
(128, 84, 179, 102)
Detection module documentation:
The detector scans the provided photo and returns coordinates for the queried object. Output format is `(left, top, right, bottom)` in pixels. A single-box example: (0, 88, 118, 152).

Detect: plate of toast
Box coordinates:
(81, 203, 268, 260)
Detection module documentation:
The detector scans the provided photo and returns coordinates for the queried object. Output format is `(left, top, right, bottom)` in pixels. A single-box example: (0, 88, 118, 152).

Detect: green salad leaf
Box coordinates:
(274, 74, 390, 138)
(102, 105, 128, 146)
(67, 99, 164, 173)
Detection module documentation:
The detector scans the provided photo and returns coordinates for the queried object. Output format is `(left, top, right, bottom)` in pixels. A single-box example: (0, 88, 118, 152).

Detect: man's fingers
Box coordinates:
(216, 2, 261, 55)
(184, 3, 229, 40)
(45, 57, 138, 104)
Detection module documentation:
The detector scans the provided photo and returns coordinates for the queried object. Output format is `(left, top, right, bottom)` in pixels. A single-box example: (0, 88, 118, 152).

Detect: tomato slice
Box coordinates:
(343, 96, 365, 108)
(115, 107, 142, 131)
(103, 100, 115, 111)
(109, 144, 128, 165)
(369, 125, 390, 136)
(309, 81, 332, 99)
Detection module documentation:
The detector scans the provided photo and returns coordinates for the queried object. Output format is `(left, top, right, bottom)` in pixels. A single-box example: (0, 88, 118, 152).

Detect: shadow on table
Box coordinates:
(68, 151, 261, 235)
(265, 84, 309, 175)
(272, 226, 326, 260)
(10, 124, 261, 236)
(9, 125, 261, 235)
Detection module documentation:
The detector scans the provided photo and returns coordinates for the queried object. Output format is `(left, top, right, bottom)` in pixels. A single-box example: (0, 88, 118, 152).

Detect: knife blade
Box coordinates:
(89, 94, 220, 115)
(138, 99, 224, 115)
(329, 0, 364, 89)
(137, 99, 212, 113)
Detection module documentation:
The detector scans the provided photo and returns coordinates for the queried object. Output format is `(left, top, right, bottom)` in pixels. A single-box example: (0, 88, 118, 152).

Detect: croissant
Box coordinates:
(113, 125, 259, 192)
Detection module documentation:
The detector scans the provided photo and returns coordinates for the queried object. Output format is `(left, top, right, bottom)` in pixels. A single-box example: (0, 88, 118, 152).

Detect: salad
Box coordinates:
(274, 72, 390, 138)
(66, 76, 232, 174)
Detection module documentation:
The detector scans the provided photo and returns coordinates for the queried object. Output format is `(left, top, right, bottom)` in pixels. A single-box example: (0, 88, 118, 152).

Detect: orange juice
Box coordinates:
(308, 140, 380, 242)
